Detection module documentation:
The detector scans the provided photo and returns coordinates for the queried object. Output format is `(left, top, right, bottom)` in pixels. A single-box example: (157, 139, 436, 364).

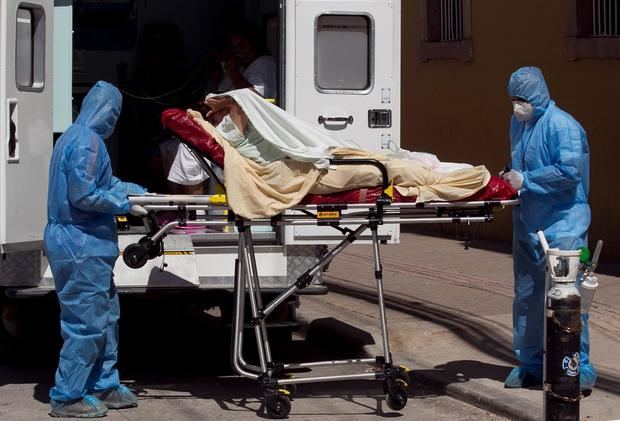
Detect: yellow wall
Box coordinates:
(402, 1, 620, 257)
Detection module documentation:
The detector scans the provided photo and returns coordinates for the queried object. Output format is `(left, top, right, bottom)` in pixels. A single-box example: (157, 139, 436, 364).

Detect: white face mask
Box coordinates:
(513, 101, 534, 122)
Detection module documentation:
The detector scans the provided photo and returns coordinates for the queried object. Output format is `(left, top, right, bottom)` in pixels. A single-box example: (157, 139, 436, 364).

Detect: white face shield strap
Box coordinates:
(513, 101, 534, 122)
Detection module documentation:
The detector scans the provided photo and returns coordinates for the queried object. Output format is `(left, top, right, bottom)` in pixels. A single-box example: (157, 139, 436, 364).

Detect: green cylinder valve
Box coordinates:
(579, 247, 591, 264)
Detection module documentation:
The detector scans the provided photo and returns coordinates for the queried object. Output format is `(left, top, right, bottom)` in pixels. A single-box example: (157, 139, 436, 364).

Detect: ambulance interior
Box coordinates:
(71, 0, 281, 195)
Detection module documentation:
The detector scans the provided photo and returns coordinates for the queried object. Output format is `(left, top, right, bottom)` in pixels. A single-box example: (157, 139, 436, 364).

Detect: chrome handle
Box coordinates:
(318, 115, 354, 125)
(6, 98, 19, 163)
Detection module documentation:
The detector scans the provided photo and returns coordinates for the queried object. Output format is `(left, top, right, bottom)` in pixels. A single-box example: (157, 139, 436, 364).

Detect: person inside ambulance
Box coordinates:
(216, 24, 278, 100)
(164, 24, 277, 193)
(45, 81, 146, 418)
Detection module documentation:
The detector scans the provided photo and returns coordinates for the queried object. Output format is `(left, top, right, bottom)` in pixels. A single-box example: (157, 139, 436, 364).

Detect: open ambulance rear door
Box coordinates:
(284, 0, 401, 245)
(0, 0, 53, 253)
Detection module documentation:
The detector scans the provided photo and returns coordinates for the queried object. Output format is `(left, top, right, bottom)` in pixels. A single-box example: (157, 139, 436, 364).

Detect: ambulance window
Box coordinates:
(316, 14, 372, 92)
(15, 6, 45, 91)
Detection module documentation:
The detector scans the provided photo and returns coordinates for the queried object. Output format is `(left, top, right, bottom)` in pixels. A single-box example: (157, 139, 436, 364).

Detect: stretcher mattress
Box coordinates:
(162, 108, 517, 203)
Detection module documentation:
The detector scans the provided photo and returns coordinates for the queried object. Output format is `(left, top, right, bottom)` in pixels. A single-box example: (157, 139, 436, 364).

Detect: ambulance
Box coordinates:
(0, 0, 400, 337)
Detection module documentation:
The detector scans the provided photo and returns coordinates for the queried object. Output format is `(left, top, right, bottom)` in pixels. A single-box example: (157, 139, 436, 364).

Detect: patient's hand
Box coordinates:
(205, 96, 234, 112)
(206, 108, 228, 126)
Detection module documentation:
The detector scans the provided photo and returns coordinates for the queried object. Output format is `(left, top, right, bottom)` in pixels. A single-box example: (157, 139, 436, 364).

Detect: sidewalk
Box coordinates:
(299, 230, 620, 421)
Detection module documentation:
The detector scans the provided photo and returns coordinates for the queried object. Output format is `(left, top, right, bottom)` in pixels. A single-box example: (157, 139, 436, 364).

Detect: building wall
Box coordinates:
(401, 1, 620, 257)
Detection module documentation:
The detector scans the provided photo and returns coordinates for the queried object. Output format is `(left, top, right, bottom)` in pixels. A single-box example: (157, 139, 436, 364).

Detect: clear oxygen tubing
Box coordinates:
(578, 240, 603, 313)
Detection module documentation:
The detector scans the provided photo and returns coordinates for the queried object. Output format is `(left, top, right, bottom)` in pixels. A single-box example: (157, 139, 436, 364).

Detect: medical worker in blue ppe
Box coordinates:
(502, 67, 595, 390)
(45, 81, 148, 418)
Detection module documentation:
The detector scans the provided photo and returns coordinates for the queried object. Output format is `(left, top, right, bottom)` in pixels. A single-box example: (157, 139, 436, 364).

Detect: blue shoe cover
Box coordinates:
(50, 395, 108, 418)
(580, 363, 596, 391)
(92, 384, 138, 409)
(504, 366, 542, 388)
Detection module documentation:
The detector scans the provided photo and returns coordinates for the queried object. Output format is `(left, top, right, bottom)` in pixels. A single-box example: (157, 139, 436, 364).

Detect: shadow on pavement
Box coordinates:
(324, 280, 517, 364)
(324, 280, 620, 396)
(0, 298, 450, 418)
(433, 360, 512, 383)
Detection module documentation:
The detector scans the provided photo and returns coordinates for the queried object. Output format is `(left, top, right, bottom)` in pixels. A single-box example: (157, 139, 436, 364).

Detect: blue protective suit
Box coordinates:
(44, 81, 145, 402)
(507, 67, 595, 388)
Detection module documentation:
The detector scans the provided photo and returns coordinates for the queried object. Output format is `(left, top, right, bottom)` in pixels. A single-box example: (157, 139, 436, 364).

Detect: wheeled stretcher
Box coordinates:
(122, 109, 519, 418)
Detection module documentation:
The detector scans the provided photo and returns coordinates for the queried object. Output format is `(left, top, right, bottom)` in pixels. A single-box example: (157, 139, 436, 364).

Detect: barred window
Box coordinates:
(420, 0, 472, 61)
(584, 0, 620, 36)
(428, 0, 464, 41)
(567, 0, 620, 59)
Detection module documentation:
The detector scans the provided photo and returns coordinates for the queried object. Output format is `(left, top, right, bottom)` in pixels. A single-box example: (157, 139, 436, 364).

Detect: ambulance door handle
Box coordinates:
(6, 98, 19, 163)
(318, 115, 354, 126)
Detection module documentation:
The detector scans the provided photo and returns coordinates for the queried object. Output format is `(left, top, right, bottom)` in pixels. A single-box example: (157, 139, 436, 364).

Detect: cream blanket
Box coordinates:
(187, 110, 490, 219)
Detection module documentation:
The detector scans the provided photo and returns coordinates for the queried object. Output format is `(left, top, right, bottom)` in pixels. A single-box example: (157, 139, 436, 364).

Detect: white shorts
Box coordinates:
(166, 142, 210, 186)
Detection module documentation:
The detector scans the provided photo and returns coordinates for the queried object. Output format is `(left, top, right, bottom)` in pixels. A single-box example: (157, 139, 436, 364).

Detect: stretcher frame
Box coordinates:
(138, 118, 519, 417)
(126, 185, 518, 418)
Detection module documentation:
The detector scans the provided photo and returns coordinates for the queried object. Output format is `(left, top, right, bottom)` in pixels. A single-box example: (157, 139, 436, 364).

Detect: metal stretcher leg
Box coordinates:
(236, 226, 293, 418)
(371, 225, 392, 365)
(232, 244, 261, 375)
(238, 227, 269, 374)
(231, 257, 259, 380)
(370, 224, 409, 411)
(242, 229, 274, 367)
(233, 221, 411, 417)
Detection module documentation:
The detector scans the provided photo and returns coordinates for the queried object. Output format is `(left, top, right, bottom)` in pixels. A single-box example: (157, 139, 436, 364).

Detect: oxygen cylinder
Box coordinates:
(545, 280, 581, 421)
(578, 274, 598, 314)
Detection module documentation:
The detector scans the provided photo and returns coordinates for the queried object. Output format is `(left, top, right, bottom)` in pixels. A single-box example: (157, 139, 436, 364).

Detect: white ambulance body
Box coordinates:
(0, 0, 400, 312)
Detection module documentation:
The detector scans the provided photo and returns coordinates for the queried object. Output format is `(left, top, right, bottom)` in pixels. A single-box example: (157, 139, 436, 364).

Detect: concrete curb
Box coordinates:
(397, 356, 541, 421)
(301, 315, 541, 421)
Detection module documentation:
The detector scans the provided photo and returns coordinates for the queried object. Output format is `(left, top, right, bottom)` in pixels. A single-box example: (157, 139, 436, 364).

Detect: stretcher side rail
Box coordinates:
(124, 196, 516, 264)
(129, 195, 519, 208)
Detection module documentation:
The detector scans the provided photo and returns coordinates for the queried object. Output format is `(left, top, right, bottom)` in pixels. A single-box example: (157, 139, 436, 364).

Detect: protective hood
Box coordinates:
(75, 81, 122, 139)
(507, 67, 550, 121)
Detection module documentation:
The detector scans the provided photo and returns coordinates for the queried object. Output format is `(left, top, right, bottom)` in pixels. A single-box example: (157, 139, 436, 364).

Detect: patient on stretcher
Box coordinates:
(171, 89, 473, 177)
(207, 96, 288, 165)
(164, 89, 510, 218)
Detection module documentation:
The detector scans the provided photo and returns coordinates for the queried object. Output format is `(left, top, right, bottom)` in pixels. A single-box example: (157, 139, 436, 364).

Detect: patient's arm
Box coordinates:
(206, 96, 248, 135)
(228, 102, 248, 135)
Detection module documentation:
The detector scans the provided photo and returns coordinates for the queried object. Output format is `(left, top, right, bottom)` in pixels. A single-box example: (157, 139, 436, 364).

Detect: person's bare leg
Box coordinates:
(167, 181, 185, 195)
(184, 183, 204, 195)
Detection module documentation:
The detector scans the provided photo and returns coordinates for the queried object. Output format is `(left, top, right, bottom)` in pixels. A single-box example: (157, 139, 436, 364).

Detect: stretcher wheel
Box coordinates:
(123, 243, 149, 269)
(265, 394, 291, 419)
(385, 380, 408, 411)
